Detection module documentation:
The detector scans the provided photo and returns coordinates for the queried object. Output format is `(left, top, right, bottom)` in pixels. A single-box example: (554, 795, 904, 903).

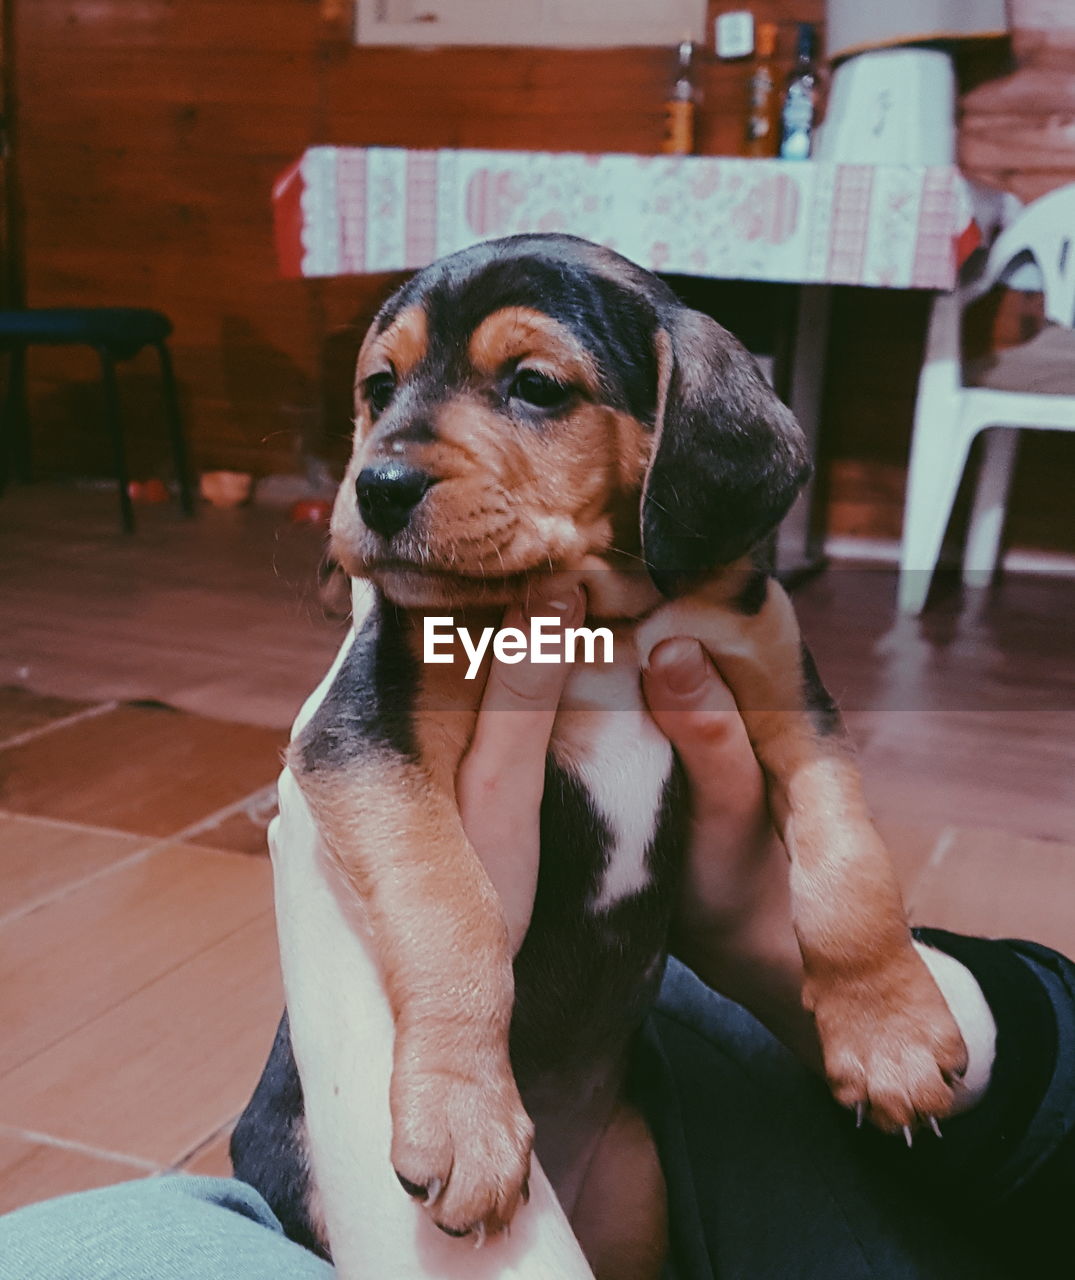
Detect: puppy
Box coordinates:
(232, 234, 967, 1277)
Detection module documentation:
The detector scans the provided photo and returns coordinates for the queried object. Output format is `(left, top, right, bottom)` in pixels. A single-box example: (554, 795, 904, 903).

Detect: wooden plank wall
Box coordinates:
(13, 1, 1073, 553)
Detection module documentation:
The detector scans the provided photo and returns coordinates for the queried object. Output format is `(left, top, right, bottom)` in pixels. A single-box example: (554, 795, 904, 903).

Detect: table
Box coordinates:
(272, 147, 984, 288)
(273, 147, 995, 573)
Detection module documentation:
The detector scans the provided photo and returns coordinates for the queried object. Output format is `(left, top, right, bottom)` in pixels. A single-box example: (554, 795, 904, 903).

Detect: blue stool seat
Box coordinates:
(0, 306, 193, 531)
(0, 307, 173, 352)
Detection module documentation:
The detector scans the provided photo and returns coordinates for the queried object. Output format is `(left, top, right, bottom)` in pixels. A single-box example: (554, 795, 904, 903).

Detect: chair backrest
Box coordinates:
(970, 183, 1075, 330)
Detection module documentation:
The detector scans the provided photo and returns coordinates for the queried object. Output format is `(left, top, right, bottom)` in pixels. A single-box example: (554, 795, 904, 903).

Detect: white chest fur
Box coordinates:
(550, 654, 674, 912)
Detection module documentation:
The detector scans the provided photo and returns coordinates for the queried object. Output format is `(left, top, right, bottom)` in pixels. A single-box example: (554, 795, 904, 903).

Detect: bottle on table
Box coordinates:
(744, 21, 780, 157)
(662, 39, 697, 156)
(779, 22, 821, 160)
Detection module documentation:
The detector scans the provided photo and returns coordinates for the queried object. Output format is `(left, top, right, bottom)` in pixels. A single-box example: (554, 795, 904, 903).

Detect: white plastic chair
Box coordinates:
(898, 184, 1075, 614)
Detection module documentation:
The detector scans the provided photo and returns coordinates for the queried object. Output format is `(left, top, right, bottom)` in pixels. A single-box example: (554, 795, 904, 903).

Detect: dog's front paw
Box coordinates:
(807, 946, 969, 1136)
(389, 1057, 534, 1241)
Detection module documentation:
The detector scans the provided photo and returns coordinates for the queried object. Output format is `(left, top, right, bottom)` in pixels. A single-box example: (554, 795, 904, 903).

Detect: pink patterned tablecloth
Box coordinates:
(273, 147, 983, 289)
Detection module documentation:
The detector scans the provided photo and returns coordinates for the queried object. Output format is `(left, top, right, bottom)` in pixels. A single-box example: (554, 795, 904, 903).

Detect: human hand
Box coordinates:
(641, 638, 819, 1066)
(457, 603, 818, 1065)
(456, 582, 584, 955)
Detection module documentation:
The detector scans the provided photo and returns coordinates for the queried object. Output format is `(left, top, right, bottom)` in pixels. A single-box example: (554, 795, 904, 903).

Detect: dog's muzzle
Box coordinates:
(356, 462, 439, 538)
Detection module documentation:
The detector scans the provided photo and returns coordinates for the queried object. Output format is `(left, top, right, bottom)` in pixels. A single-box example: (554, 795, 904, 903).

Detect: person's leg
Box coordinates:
(0, 1174, 333, 1280)
(639, 958, 1019, 1280)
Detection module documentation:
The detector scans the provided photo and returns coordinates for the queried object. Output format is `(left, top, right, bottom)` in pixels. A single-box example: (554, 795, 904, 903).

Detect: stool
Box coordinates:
(0, 307, 195, 532)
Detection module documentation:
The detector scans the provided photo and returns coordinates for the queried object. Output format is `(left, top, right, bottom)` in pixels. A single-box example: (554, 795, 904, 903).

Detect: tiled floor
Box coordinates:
(0, 689, 287, 1214)
(1, 482, 1074, 1217)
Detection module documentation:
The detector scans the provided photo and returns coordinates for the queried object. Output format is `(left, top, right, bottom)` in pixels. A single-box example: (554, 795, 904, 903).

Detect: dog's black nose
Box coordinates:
(355, 463, 438, 538)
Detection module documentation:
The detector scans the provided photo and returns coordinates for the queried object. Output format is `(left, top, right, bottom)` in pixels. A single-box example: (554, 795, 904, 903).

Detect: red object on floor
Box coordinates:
(288, 498, 333, 525)
(127, 479, 170, 504)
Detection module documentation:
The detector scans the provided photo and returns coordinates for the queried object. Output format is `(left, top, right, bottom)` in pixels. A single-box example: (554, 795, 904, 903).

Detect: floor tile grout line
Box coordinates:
(0, 1123, 162, 1173)
(0, 700, 120, 752)
(0, 807, 156, 844)
(176, 782, 279, 843)
(167, 1114, 241, 1173)
(0, 783, 279, 930)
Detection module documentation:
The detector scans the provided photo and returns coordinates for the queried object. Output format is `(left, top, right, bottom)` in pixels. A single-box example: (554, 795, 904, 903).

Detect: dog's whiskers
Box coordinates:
(605, 543, 649, 567)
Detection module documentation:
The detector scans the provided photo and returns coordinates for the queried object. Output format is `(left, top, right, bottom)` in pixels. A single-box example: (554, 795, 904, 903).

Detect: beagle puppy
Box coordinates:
(232, 234, 967, 1278)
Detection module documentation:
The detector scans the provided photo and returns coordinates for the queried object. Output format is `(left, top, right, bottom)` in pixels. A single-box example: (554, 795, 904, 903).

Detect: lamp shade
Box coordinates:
(826, 0, 1008, 60)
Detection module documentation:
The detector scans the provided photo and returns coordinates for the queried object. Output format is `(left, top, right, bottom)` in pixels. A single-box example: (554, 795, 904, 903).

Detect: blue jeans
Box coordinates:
(0, 1175, 327, 1280)
(3, 942, 1074, 1280)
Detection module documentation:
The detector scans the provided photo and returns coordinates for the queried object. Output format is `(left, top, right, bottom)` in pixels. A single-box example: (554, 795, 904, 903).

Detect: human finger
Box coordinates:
(457, 584, 584, 952)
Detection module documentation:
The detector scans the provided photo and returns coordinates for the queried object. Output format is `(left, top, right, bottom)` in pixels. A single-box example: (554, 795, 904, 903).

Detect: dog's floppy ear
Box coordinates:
(641, 307, 811, 596)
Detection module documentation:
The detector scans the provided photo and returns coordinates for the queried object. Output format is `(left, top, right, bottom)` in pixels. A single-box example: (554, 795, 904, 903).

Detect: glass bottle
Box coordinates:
(779, 23, 820, 160)
(744, 22, 780, 157)
(662, 39, 697, 156)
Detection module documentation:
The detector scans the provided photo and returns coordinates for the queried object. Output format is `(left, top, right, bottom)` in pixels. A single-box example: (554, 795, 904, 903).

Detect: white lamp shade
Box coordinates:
(817, 48, 958, 163)
(827, 0, 1009, 60)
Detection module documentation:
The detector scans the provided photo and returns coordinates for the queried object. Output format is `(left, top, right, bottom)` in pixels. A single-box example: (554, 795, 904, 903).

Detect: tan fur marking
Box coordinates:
(467, 306, 601, 395)
(355, 305, 428, 389)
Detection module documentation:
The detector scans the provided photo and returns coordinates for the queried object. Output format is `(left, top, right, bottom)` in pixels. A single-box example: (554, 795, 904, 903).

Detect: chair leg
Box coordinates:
(898, 415, 974, 616)
(963, 427, 1019, 590)
(1, 345, 31, 490)
(0, 350, 9, 495)
(99, 349, 135, 533)
(154, 341, 194, 517)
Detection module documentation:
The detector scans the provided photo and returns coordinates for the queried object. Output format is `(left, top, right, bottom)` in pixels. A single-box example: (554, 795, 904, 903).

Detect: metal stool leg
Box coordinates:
(154, 341, 194, 517)
(99, 349, 134, 533)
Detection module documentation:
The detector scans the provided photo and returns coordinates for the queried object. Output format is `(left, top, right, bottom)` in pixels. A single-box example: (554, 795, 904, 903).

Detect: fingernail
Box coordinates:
(524, 583, 581, 622)
(649, 638, 708, 696)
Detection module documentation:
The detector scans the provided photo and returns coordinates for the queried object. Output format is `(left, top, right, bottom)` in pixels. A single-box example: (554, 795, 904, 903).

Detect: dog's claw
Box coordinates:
(854, 1102, 865, 1130)
(521, 1177, 530, 1206)
(396, 1172, 445, 1207)
(928, 1115, 943, 1139)
(396, 1172, 430, 1203)
(902, 1125, 914, 1149)
(473, 1223, 487, 1250)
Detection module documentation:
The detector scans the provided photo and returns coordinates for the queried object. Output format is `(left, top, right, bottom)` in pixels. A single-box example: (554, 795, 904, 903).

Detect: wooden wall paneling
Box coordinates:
(17, 0, 323, 478)
(24, 1, 320, 54)
(1, 0, 26, 310)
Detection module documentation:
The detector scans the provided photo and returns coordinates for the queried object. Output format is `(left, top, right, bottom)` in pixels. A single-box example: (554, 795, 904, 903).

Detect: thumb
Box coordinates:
(642, 638, 764, 819)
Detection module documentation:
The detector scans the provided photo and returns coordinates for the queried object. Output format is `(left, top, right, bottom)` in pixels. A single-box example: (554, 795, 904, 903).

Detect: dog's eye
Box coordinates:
(364, 372, 396, 416)
(509, 369, 570, 411)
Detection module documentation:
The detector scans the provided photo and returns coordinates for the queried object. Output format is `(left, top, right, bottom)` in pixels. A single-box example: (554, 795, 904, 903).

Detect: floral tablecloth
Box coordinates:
(273, 147, 984, 289)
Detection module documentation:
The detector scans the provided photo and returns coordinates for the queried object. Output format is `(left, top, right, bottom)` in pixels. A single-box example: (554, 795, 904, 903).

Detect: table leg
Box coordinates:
(773, 284, 831, 582)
